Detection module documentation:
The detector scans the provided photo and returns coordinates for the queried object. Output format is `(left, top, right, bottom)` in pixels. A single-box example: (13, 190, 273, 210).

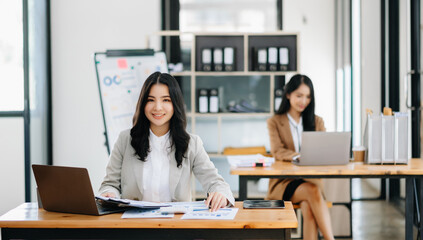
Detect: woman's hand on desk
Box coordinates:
(101, 192, 117, 198)
(205, 192, 228, 212)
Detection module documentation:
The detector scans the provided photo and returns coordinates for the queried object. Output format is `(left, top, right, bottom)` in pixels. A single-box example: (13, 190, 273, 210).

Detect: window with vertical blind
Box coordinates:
(179, 0, 277, 33)
(0, 0, 24, 112)
(0, 0, 51, 203)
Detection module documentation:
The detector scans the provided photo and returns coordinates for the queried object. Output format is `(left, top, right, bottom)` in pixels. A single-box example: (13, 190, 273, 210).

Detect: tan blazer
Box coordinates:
(266, 114, 326, 201)
(99, 129, 235, 206)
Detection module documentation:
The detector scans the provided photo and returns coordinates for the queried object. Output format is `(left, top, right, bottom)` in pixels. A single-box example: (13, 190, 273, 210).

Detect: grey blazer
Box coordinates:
(99, 129, 235, 206)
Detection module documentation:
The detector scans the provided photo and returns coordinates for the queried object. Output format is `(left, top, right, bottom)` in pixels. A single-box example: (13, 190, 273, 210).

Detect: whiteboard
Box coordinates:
(94, 51, 168, 154)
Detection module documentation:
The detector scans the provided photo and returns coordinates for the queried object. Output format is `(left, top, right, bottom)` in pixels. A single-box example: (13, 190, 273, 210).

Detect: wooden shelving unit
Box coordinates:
(149, 31, 299, 154)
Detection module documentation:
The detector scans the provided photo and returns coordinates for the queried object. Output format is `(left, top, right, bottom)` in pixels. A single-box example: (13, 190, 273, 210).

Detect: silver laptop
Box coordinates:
(32, 164, 126, 215)
(293, 132, 351, 166)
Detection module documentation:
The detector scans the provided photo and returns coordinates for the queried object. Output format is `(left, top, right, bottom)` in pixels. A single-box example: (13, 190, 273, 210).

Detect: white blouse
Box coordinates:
(142, 129, 171, 202)
(287, 113, 303, 153)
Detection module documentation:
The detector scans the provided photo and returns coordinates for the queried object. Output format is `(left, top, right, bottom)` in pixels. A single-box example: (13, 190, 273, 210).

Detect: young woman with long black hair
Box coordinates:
(266, 74, 334, 240)
(99, 72, 234, 211)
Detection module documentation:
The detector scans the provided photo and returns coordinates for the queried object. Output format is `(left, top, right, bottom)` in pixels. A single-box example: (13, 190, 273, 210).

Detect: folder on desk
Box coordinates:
(224, 47, 235, 71)
(364, 112, 409, 164)
(364, 114, 382, 164)
(382, 115, 395, 164)
(95, 196, 170, 209)
(201, 48, 212, 71)
(394, 113, 408, 164)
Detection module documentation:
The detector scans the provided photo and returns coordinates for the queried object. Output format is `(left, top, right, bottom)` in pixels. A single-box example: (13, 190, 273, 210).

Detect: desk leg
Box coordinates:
(239, 176, 248, 200)
(2, 228, 11, 240)
(420, 178, 423, 240)
(284, 228, 291, 240)
(406, 178, 414, 240)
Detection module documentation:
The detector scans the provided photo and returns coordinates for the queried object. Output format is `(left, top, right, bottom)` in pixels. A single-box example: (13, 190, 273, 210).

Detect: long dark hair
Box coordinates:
(276, 74, 316, 131)
(130, 72, 190, 168)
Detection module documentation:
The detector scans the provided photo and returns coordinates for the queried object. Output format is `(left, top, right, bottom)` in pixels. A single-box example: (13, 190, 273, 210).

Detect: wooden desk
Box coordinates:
(0, 202, 297, 240)
(231, 158, 423, 240)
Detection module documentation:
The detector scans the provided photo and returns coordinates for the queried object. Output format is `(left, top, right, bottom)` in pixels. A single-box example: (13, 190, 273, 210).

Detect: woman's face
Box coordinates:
(144, 83, 174, 135)
(287, 83, 311, 114)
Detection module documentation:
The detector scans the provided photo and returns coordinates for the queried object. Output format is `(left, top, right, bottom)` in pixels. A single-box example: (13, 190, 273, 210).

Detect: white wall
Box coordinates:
(361, 1, 381, 127)
(283, 0, 336, 131)
(51, 0, 160, 193)
(0, 118, 25, 216)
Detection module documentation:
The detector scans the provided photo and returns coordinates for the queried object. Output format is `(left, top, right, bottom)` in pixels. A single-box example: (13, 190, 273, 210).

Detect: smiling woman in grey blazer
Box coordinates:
(99, 72, 234, 211)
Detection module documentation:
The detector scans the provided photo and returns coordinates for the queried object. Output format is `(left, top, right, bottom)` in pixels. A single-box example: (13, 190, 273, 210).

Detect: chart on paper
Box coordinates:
(181, 208, 238, 220)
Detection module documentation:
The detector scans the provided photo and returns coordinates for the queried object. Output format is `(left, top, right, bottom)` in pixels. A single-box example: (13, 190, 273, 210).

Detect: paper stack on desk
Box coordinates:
(227, 154, 275, 167)
(121, 201, 238, 220)
(96, 196, 171, 208)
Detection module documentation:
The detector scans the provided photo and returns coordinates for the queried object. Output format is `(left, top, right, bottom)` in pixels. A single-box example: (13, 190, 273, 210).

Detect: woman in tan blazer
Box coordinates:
(99, 72, 234, 211)
(266, 74, 334, 240)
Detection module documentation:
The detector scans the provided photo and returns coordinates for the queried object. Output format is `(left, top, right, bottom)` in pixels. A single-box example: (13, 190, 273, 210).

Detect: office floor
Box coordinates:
(289, 179, 412, 240)
(350, 200, 405, 240)
(241, 179, 414, 240)
(347, 179, 412, 240)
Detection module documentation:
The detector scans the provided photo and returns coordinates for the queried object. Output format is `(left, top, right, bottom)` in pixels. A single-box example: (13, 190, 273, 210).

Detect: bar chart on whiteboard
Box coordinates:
(95, 51, 168, 153)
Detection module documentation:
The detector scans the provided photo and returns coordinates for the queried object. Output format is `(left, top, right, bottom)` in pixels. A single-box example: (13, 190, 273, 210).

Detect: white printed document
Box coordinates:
(181, 208, 238, 220)
(122, 208, 174, 218)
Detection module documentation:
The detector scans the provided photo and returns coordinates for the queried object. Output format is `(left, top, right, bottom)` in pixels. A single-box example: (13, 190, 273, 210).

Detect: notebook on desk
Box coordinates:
(32, 164, 126, 216)
(293, 132, 351, 166)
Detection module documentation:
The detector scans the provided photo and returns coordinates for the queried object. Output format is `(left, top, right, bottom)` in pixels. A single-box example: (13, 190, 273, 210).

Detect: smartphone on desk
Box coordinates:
(243, 200, 285, 209)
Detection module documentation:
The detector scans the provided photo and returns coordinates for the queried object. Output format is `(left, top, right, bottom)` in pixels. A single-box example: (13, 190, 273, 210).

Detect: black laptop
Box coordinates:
(32, 164, 126, 215)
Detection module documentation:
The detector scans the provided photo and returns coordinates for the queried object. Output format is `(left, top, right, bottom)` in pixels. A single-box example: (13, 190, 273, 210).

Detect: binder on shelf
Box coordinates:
(209, 89, 219, 113)
(268, 47, 278, 71)
(279, 47, 289, 71)
(197, 89, 209, 113)
(213, 48, 223, 71)
(254, 48, 268, 71)
(274, 89, 283, 111)
(201, 48, 212, 71)
(224, 47, 235, 71)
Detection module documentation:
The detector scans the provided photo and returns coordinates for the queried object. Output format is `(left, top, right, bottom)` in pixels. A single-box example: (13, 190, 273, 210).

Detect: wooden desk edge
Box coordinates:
(0, 202, 298, 229)
(230, 158, 423, 176)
